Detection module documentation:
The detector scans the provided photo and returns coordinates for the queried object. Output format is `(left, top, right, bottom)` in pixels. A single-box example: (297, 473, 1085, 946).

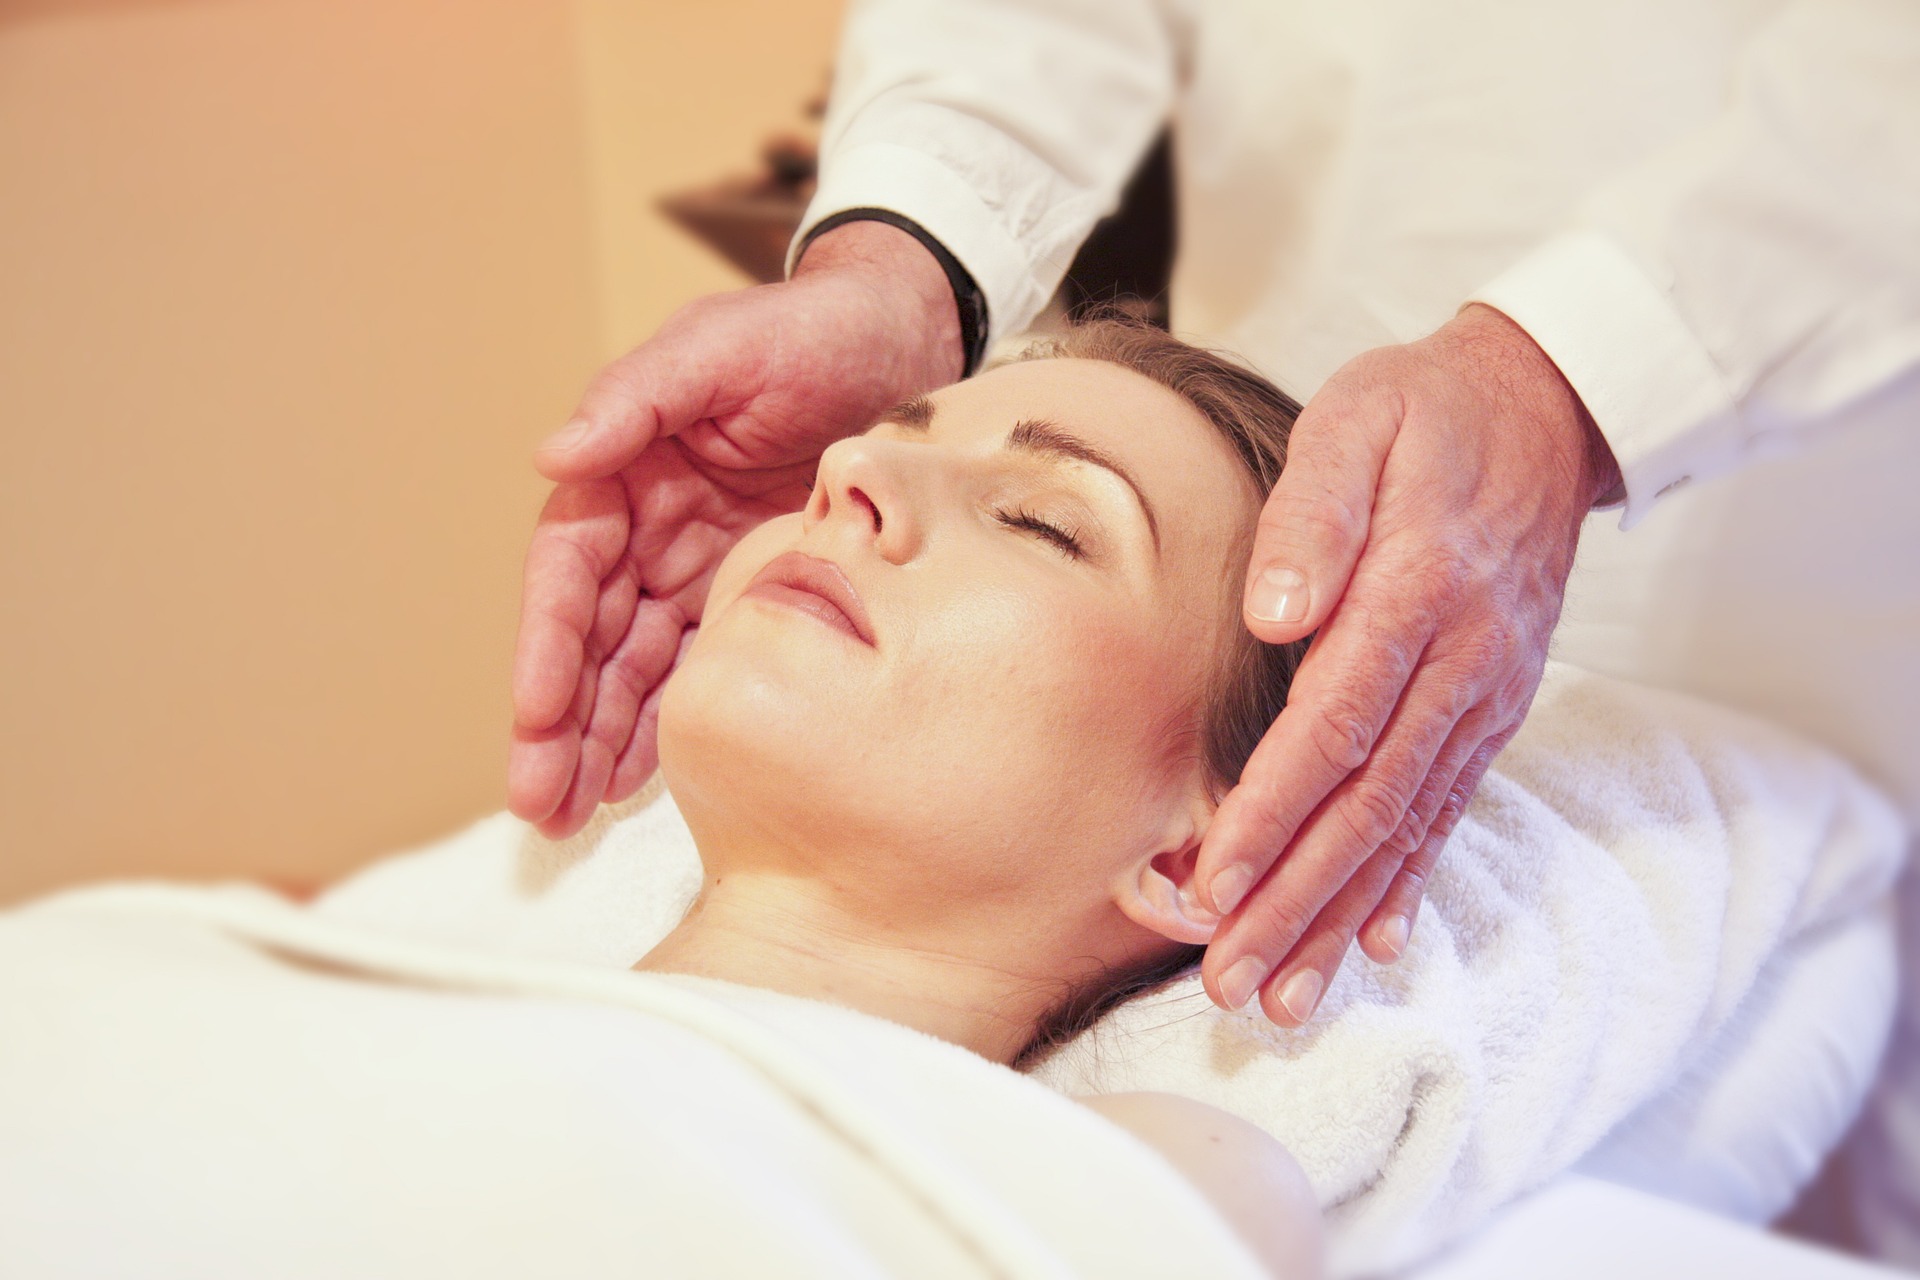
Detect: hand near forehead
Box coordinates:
(1195, 304, 1623, 1026)
(508, 223, 962, 838)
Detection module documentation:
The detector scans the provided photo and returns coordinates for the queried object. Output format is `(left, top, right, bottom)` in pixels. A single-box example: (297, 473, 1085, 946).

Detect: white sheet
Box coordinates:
(1574, 901, 1899, 1221)
(1405, 1176, 1909, 1280)
(0, 884, 1267, 1280)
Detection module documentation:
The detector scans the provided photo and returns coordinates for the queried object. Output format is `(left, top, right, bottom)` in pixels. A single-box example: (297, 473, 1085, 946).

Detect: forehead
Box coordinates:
(918, 357, 1261, 547)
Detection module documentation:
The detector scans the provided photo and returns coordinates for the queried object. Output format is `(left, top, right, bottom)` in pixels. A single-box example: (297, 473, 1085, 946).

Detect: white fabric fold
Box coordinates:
(0, 885, 1266, 1280)
(310, 662, 1907, 1274)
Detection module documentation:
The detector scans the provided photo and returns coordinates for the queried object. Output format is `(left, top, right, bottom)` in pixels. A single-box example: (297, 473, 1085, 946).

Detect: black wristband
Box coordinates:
(799, 208, 991, 378)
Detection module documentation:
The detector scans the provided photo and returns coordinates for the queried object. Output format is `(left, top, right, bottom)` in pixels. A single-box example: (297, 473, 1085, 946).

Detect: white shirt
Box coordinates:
(790, 0, 1920, 1259)
(788, 0, 1920, 808)
(792, 0, 1918, 533)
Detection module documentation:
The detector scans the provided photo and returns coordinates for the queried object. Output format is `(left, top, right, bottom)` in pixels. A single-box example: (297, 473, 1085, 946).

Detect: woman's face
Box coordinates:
(658, 357, 1262, 934)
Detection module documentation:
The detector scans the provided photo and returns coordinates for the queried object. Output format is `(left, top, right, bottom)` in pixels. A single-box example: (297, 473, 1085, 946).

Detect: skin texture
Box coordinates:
(1077, 1092, 1324, 1278)
(631, 358, 1324, 1262)
(512, 223, 1618, 1029)
(635, 357, 1253, 1065)
(509, 221, 961, 838)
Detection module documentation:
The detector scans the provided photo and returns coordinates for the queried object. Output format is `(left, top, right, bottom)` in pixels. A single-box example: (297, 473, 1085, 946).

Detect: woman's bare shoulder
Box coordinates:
(1076, 1091, 1323, 1278)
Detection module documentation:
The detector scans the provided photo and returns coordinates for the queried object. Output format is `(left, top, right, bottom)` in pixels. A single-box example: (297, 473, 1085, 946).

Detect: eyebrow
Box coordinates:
(885, 394, 937, 430)
(879, 395, 1161, 555)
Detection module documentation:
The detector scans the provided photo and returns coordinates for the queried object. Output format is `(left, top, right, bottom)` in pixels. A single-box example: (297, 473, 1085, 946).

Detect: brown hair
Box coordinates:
(1007, 316, 1310, 1071)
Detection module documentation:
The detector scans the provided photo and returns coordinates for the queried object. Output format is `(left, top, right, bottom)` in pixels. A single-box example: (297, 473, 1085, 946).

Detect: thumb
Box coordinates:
(1243, 389, 1398, 644)
(533, 320, 730, 482)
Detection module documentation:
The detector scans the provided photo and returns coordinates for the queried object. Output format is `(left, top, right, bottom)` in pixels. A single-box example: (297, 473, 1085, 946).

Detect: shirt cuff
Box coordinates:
(1468, 230, 1744, 530)
(787, 142, 1053, 349)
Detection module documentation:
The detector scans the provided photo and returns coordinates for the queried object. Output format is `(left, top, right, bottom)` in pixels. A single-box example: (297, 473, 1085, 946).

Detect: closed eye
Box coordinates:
(995, 507, 1086, 560)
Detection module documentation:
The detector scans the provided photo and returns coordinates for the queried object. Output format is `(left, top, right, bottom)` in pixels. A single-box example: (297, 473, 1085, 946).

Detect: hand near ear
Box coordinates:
(1193, 304, 1622, 1026)
(1114, 842, 1222, 946)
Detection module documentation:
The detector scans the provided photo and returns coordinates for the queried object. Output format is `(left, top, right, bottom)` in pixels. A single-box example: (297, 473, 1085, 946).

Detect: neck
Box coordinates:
(633, 871, 1069, 1065)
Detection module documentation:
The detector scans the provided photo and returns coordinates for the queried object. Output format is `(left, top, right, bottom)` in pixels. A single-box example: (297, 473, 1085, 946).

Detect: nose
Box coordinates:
(803, 435, 923, 563)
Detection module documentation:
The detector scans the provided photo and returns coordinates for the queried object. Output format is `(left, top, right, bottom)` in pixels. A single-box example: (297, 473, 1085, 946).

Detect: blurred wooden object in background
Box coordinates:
(659, 101, 822, 285)
(656, 86, 1176, 327)
(659, 176, 810, 285)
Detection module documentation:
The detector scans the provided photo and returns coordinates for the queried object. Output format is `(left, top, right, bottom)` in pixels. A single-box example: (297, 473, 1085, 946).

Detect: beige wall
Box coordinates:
(571, 0, 842, 353)
(0, 0, 841, 904)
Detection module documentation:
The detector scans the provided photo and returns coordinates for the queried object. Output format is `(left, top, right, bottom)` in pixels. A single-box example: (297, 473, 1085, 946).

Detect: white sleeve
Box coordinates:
(1467, 0, 1920, 530)
(787, 0, 1187, 344)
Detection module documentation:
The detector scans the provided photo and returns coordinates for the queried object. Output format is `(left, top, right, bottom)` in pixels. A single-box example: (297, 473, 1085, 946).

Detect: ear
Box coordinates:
(1112, 824, 1222, 946)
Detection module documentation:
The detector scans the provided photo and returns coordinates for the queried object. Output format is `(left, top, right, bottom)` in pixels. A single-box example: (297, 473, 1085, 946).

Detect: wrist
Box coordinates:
(792, 219, 967, 387)
(1449, 303, 1624, 510)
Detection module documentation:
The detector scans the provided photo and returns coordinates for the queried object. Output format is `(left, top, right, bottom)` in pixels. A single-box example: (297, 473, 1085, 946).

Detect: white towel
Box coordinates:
(0, 885, 1268, 1280)
(313, 661, 1908, 1274)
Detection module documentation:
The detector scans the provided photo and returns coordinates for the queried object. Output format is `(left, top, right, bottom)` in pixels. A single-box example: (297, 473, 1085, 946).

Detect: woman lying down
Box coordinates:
(0, 321, 1326, 1278)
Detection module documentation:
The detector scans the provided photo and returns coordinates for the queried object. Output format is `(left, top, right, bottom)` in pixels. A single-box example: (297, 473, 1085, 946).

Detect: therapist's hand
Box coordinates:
(509, 221, 962, 838)
(1196, 303, 1623, 1025)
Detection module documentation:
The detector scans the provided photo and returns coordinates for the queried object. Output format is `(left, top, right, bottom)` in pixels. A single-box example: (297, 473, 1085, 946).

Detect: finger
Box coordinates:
(511, 594, 612, 826)
(1251, 840, 1407, 1027)
(540, 731, 615, 841)
(1202, 647, 1471, 1002)
(533, 600, 695, 834)
(1360, 821, 1441, 966)
(571, 598, 684, 813)
(518, 616, 611, 834)
(1360, 721, 1518, 960)
(534, 331, 724, 481)
(585, 558, 643, 666)
(511, 481, 630, 733)
(507, 713, 581, 826)
(535, 785, 598, 842)
(1351, 705, 1495, 962)
(1196, 594, 1433, 916)
(1242, 386, 1402, 646)
(605, 624, 698, 803)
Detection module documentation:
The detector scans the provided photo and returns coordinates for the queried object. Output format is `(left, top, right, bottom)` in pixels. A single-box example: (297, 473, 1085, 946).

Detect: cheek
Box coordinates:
(893, 581, 1191, 808)
(658, 515, 869, 809)
(1046, 612, 1191, 769)
(662, 530, 1201, 876)
(668, 516, 820, 704)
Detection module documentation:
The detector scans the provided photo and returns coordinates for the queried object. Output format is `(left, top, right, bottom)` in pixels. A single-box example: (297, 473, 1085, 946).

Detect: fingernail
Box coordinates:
(1209, 863, 1256, 916)
(1219, 955, 1269, 1011)
(1377, 914, 1412, 961)
(538, 418, 590, 452)
(1277, 969, 1325, 1023)
(1248, 566, 1308, 624)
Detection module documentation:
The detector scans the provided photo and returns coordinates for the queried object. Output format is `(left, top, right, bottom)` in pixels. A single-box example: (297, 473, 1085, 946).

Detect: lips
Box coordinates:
(742, 550, 877, 647)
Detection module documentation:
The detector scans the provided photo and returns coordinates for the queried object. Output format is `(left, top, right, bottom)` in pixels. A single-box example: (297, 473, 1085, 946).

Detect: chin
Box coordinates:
(657, 630, 864, 836)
